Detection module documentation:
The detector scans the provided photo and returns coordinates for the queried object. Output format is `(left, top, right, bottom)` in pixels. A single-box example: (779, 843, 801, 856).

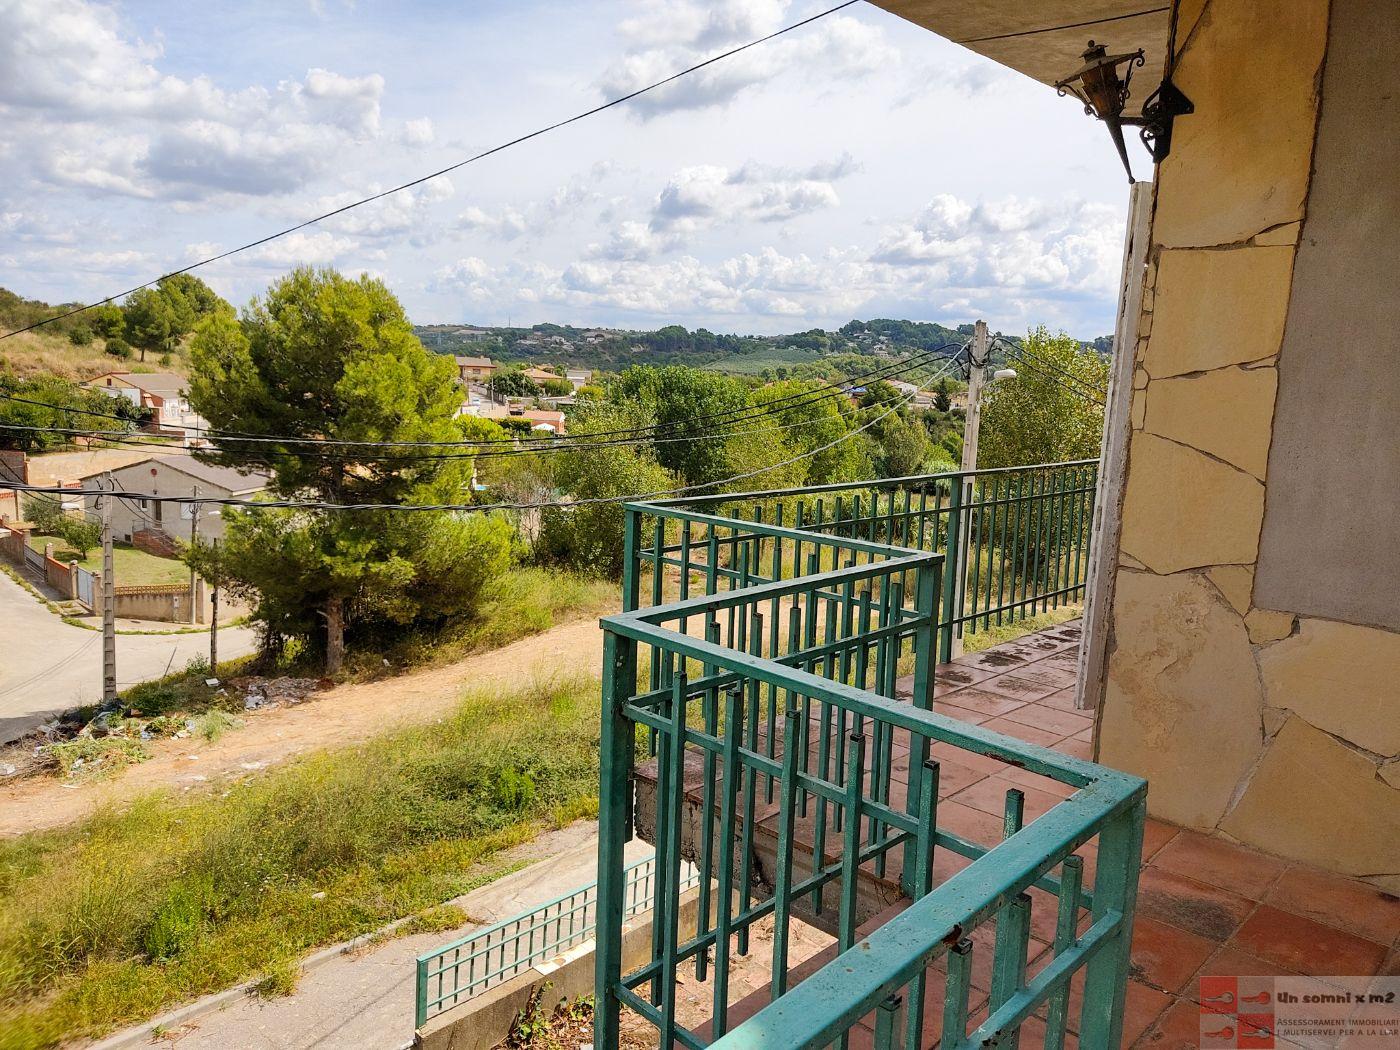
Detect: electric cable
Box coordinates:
(993, 341, 1106, 406)
(957, 7, 1170, 45)
(0, 340, 959, 449)
(5, 388, 920, 515)
(0, 0, 861, 341)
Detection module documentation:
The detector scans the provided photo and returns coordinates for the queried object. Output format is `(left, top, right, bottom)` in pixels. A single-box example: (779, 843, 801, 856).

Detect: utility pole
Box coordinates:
(960, 319, 990, 476)
(187, 485, 200, 625)
(949, 320, 991, 659)
(99, 472, 117, 704)
(209, 538, 219, 673)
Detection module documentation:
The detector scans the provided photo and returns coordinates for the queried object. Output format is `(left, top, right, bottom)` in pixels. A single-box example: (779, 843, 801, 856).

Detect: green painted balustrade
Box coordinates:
(592, 462, 1143, 1050)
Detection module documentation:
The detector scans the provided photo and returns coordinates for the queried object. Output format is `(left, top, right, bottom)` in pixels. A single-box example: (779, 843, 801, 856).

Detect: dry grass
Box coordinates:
(0, 328, 190, 381)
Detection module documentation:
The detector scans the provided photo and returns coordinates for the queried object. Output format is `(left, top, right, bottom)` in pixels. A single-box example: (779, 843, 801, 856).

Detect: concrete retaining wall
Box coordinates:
(414, 887, 707, 1050)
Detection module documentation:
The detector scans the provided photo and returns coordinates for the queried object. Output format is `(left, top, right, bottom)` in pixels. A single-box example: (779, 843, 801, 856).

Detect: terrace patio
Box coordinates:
(636, 620, 1400, 1048)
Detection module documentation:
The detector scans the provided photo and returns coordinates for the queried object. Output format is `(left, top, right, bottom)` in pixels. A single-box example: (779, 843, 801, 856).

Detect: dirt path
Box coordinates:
(0, 616, 607, 837)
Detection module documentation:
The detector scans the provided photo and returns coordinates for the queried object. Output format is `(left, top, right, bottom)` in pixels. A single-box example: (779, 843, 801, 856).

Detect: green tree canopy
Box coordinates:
(979, 325, 1108, 468)
(746, 380, 867, 485)
(122, 276, 230, 362)
(122, 288, 175, 363)
(933, 378, 951, 412)
(612, 365, 747, 486)
(491, 369, 540, 398)
(0, 374, 143, 451)
(186, 267, 507, 671)
(535, 401, 675, 577)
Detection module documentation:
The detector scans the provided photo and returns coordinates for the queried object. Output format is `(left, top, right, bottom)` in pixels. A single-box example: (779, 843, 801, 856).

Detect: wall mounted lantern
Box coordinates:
(1054, 40, 1194, 182)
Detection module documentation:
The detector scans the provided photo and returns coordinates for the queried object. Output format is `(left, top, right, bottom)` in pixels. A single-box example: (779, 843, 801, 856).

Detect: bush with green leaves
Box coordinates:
(54, 515, 101, 558)
(535, 402, 676, 578)
(22, 496, 65, 533)
(1, 375, 141, 452)
(540, 377, 573, 397)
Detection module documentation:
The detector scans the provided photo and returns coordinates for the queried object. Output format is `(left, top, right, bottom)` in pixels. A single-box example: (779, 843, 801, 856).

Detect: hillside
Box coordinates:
(2, 283, 1110, 385)
(415, 318, 1112, 379)
(0, 287, 196, 381)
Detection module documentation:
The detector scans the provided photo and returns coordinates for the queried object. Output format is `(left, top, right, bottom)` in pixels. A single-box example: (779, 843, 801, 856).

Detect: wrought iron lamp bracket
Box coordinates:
(1123, 77, 1195, 162)
(1055, 41, 1194, 180)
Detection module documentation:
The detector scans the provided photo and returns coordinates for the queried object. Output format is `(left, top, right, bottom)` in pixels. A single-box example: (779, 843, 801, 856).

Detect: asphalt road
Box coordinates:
(0, 570, 257, 742)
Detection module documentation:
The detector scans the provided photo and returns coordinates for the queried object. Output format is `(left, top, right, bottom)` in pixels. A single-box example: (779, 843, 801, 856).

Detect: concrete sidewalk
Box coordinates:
(0, 569, 258, 742)
(100, 821, 646, 1050)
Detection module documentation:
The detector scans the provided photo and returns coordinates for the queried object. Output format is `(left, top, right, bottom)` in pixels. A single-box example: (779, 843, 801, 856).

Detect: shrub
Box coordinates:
(44, 737, 149, 779)
(252, 958, 300, 999)
(22, 496, 65, 533)
(541, 377, 573, 397)
(491, 768, 537, 811)
(54, 516, 101, 559)
(141, 885, 205, 962)
(104, 336, 133, 360)
(191, 710, 242, 743)
(67, 325, 94, 347)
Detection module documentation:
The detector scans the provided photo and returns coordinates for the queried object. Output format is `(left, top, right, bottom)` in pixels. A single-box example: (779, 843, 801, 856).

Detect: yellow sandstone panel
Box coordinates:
(1253, 222, 1302, 247)
(1222, 716, 1400, 886)
(1206, 564, 1254, 616)
(1144, 366, 1278, 479)
(1119, 432, 1264, 574)
(1144, 248, 1294, 378)
(1153, 0, 1328, 248)
(1382, 760, 1400, 792)
(1258, 618, 1400, 756)
(1244, 608, 1296, 645)
(1100, 570, 1264, 829)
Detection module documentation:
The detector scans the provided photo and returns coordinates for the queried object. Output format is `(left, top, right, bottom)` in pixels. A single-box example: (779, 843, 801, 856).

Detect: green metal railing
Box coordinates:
(593, 461, 1145, 1050)
(632, 459, 1097, 663)
(415, 854, 699, 1026)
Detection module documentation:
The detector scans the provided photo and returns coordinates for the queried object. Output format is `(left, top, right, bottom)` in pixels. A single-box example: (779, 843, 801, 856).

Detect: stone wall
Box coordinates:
(1098, 0, 1399, 892)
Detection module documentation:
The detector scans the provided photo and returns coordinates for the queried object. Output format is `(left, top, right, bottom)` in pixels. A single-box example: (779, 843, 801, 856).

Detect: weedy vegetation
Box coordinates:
(0, 674, 609, 1049)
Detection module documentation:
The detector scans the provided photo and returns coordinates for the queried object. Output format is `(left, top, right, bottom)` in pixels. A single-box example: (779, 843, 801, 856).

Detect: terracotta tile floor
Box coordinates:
(703, 619, 1400, 1047)
(910, 620, 1400, 1047)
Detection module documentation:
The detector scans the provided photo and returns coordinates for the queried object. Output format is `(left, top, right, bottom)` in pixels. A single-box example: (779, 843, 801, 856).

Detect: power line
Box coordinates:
(0, 341, 957, 448)
(992, 336, 1106, 399)
(997, 337, 1106, 395)
(0, 388, 912, 465)
(0, 0, 861, 341)
(996, 343, 1105, 407)
(0, 353, 952, 475)
(0, 341, 961, 453)
(6, 389, 918, 516)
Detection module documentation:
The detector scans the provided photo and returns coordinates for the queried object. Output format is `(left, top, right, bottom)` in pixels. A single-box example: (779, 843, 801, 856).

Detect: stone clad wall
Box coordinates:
(1098, 0, 1400, 891)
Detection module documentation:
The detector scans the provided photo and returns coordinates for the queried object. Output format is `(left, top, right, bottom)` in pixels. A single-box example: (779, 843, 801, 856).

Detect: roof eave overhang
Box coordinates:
(867, 2, 1171, 118)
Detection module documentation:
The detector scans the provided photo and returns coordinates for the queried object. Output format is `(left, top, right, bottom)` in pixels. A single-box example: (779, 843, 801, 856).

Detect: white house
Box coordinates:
(78, 455, 269, 546)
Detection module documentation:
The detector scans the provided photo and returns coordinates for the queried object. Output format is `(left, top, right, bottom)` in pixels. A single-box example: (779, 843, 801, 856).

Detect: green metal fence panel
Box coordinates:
(592, 460, 1145, 1050)
(414, 854, 699, 1028)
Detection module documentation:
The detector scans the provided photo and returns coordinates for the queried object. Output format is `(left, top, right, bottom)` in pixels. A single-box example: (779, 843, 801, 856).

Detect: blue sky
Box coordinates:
(0, 0, 1153, 338)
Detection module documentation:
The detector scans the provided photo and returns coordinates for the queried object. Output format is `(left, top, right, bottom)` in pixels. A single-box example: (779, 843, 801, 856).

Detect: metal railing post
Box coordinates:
(1077, 793, 1147, 1049)
(414, 958, 429, 1030)
(593, 630, 635, 1049)
(939, 478, 964, 662)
